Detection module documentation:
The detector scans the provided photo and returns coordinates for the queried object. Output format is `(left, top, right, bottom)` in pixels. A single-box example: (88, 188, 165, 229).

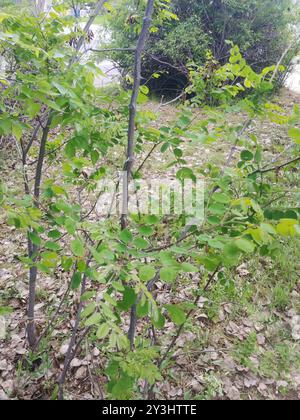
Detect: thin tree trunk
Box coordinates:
(27, 116, 52, 349)
(26, 0, 107, 350)
(121, 0, 155, 228)
(120, 0, 155, 350)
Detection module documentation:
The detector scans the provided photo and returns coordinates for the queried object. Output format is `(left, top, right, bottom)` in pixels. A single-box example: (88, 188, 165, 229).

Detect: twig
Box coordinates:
(90, 47, 136, 54)
(270, 37, 300, 83)
(155, 92, 186, 110)
(33, 282, 71, 351)
(147, 266, 221, 399)
(135, 141, 162, 174)
(249, 156, 300, 176)
(57, 273, 88, 400)
(85, 339, 104, 399)
(146, 53, 186, 73)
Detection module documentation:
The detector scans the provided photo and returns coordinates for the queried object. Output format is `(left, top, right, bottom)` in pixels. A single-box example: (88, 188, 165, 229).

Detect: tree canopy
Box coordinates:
(107, 0, 296, 95)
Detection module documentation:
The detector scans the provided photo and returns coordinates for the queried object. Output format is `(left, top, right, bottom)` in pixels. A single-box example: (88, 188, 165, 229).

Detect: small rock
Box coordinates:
(226, 386, 240, 400)
(93, 347, 100, 357)
(75, 366, 87, 379)
(244, 374, 258, 388)
(291, 316, 300, 340)
(0, 389, 8, 400)
(189, 379, 203, 393)
(257, 334, 266, 346)
(59, 343, 70, 355)
(70, 358, 83, 368)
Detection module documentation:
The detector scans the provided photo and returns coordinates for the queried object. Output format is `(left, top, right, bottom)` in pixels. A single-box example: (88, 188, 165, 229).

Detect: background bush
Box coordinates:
(106, 0, 297, 96)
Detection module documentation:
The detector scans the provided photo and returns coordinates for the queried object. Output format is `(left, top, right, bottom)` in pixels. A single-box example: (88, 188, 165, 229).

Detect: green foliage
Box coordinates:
(106, 347, 162, 399)
(0, 3, 300, 400)
(107, 0, 297, 94)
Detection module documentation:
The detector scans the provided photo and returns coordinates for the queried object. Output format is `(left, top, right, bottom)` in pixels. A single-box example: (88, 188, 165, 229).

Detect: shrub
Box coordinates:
(107, 0, 297, 96)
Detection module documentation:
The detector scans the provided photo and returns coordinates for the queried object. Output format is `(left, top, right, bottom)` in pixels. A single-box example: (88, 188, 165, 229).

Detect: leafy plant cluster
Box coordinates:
(106, 0, 298, 95)
(0, 1, 300, 400)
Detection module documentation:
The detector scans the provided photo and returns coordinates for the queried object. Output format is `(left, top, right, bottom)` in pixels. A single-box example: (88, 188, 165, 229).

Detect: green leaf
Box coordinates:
(203, 256, 220, 272)
(165, 305, 186, 325)
(223, 243, 241, 266)
(181, 262, 198, 272)
(71, 271, 82, 290)
(96, 323, 110, 339)
(91, 150, 99, 165)
(139, 266, 156, 282)
(61, 257, 73, 271)
(138, 225, 154, 236)
(133, 237, 149, 249)
(212, 193, 231, 204)
(235, 238, 255, 254)
(151, 310, 165, 329)
(137, 301, 149, 318)
(120, 229, 133, 244)
(0, 306, 13, 316)
(28, 231, 41, 246)
(81, 302, 96, 318)
(48, 230, 61, 240)
(80, 291, 96, 302)
(0, 13, 9, 23)
(12, 123, 22, 141)
(27, 102, 41, 118)
(71, 238, 85, 257)
(160, 267, 177, 283)
(244, 79, 252, 88)
(85, 312, 102, 327)
(111, 281, 125, 292)
(145, 215, 159, 225)
(207, 216, 221, 225)
(174, 148, 183, 158)
(288, 127, 300, 144)
(118, 287, 137, 311)
(241, 150, 254, 161)
(44, 241, 60, 251)
(176, 167, 196, 182)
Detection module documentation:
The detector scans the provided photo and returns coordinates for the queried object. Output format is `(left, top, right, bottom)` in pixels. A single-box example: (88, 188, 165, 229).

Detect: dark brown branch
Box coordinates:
(121, 0, 155, 229)
(27, 115, 52, 349)
(33, 116, 52, 201)
(250, 156, 300, 176)
(135, 141, 162, 174)
(90, 47, 136, 54)
(119, 0, 155, 351)
(146, 53, 187, 73)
